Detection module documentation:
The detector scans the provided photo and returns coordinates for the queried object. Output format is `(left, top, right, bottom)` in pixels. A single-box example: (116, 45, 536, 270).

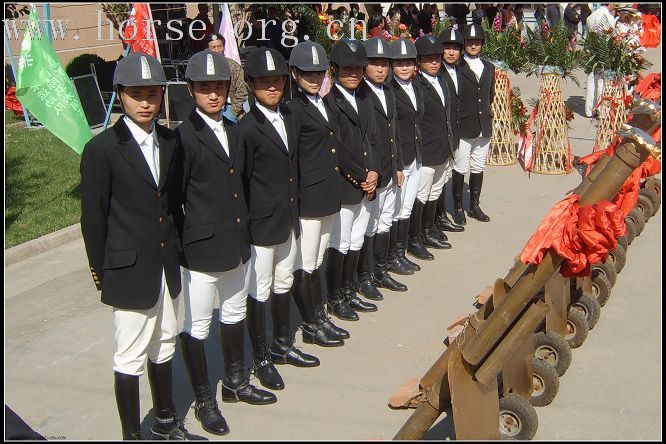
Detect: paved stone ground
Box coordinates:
(4, 47, 661, 440)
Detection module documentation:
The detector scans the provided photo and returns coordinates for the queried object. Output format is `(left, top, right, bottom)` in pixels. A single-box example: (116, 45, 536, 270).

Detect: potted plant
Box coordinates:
(523, 23, 583, 174)
(480, 21, 532, 165)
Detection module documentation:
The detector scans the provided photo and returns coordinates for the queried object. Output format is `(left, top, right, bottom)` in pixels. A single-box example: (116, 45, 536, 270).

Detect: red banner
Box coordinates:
(121, 4, 159, 60)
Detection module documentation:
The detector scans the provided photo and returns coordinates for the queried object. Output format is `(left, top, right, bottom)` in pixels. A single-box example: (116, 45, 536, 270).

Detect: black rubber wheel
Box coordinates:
(624, 217, 636, 245)
(530, 357, 560, 407)
(570, 293, 601, 330)
(617, 235, 628, 251)
(565, 307, 589, 348)
(586, 272, 612, 307)
(627, 208, 645, 237)
(636, 194, 654, 223)
(639, 187, 660, 216)
(534, 331, 572, 377)
(499, 394, 539, 440)
(592, 260, 617, 288)
(608, 244, 626, 274)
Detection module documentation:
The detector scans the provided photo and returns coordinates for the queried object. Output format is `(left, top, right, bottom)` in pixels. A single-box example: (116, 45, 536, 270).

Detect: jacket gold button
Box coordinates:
(331, 148, 336, 153)
(290, 197, 294, 203)
(289, 177, 293, 182)
(390, 139, 394, 143)
(157, 191, 161, 198)
(236, 218, 241, 223)
(229, 168, 234, 174)
(234, 193, 238, 198)
(478, 99, 481, 102)
(335, 167, 339, 171)
(364, 152, 367, 156)
(329, 131, 334, 136)
(365, 168, 369, 172)
(160, 242, 165, 248)
(479, 111, 482, 114)
(159, 217, 164, 223)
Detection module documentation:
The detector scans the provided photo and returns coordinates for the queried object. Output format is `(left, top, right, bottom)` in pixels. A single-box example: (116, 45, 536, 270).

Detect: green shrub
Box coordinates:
(65, 53, 106, 78)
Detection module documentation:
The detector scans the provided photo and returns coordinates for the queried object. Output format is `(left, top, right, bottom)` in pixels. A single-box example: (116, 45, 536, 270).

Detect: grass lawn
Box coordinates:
(5, 125, 82, 248)
(5, 110, 23, 124)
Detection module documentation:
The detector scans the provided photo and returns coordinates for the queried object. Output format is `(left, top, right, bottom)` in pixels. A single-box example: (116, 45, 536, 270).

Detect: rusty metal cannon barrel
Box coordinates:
(462, 138, 649, 366)
(474, 300, 549, 386)
(392, 135, 653, 440)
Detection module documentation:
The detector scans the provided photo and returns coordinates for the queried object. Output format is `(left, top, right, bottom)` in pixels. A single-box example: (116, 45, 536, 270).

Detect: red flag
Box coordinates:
(121, 4, 160, 60)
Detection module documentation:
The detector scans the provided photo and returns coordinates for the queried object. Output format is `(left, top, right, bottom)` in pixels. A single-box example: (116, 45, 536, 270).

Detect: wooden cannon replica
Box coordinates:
(389, 98, 661, 440)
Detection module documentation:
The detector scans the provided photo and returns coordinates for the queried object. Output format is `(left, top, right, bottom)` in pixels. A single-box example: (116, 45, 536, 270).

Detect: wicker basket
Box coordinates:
(531, 72, 571, 175)
(487, 68, 517, 166)
(594, 72, 628, 152)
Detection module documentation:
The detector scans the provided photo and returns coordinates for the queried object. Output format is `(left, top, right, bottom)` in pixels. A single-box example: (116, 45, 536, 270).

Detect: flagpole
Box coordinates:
(43, 3, 52, 41)
(103, 44, 131, 130)
(4, 27, 32, 128)
(147, 4, 161, 62)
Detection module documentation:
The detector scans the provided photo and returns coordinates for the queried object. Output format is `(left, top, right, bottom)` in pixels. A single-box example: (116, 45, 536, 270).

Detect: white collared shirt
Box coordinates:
(464, 55, 485, 81)
(364, 78, 388, 115)
(335, 83, 358, 113)
(421, 72, 446, 106)
(395, 77, 417, 110)
(256, 101, 288, 150)
(195, 108, 230, 157)
(443, 63, 458, 95)
(302, 89, 329, 122)
(124, 116, 159, 185)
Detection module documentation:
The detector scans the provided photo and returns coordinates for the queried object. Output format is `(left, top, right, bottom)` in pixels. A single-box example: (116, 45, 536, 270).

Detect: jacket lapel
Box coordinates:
(223, 119, 237, 168)
(188, 108, 231, 164)
(418, 74, 445, 110)
(362, 81, 388, 120)
(113, 118, 159, 189)
(156, 124, 176, 190)
(391, 78, 417, 112)
(295, 89, 336, 132)
(280, 104, 298, 160)
(331, 85, 361, 127)
(479, 60, 491, 87)
(251, 105, 289, 156)
(459, 59, 479, 85)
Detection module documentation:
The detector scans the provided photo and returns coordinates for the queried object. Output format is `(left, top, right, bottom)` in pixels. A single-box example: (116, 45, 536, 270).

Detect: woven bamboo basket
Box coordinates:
(531, 72, 571, 174)
(487, 68, 517, 165)
(594, 73, 628, 152)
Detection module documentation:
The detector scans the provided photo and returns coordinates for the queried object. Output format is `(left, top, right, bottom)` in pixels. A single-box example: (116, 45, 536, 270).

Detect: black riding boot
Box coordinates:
(114, 372, 141, 440)
(467, 172, 490, 222)
(270, 292, 320, 367)
(357, 235, 384, 300)
(324, 248, 358, 321)
(421, 200, 452, 249)
(147, 360, 194, 440)
(452, 170, 467, 225)
(395, 218, 420, 271)
(220, 320, 276, 405)
(180, 332, 229, 435)
(342, 249, 377, 312)
(436, 183, 465, 232)
(246, 297, 284, 390)
(292, 270, 343, 347)
(372, 231, 408, 291)
(387, 220, 414, 275)
(311, 266, 350, 339)
(407, 200, 434, 260)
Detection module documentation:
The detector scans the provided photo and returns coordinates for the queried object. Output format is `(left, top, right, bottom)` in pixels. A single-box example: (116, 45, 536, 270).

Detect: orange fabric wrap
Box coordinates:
(521, 195, 625, 277)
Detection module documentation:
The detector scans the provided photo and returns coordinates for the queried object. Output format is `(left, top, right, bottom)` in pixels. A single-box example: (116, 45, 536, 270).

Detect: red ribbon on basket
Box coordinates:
(520, 194, 625, 277)
(591, 94, 623, 152)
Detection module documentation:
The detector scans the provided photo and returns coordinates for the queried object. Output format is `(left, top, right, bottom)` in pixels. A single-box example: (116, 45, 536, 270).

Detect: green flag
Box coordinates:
(15, 6, 92, 155)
